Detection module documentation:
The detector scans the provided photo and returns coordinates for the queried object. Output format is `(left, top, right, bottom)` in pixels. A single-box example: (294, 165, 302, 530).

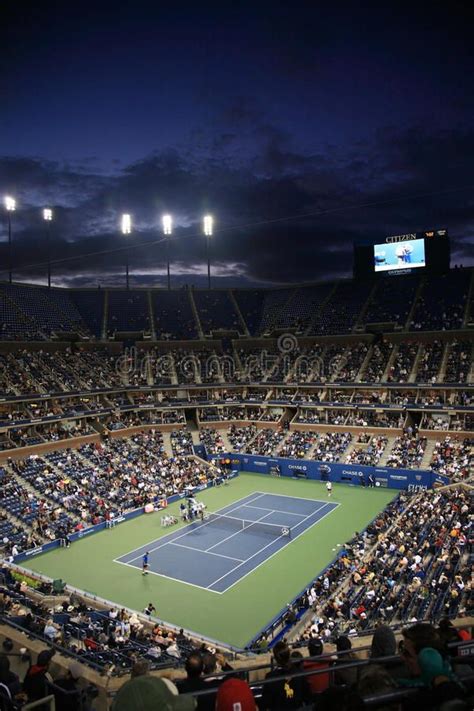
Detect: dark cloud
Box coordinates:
(0, 116, 473, 287)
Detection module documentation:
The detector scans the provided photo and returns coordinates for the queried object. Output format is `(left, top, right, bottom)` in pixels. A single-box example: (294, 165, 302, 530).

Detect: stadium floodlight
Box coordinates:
(204, 214, 213, 288)
(203, 214, 213, 236)
(162, 214, 173, 289)
(4, 196, 16, 283)
(43, 208, 53, 287)
(162, 214, 172, 235)
(121, 214, 132, 288)
(5, 196, 16, 212)
(121, 213, 132, 235)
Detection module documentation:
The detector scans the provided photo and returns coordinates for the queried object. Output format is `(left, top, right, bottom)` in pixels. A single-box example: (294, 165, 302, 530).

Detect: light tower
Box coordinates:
(43, 208, 53, 287)
(121, 213, 132, 289)
(204, 215, 213, 289)
(4, 196, 16, 284)
(162, 214, 173, 290)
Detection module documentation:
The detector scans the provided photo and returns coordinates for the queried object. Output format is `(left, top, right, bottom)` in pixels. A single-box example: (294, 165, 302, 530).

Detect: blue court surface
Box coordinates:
(115, 492, 338, 593)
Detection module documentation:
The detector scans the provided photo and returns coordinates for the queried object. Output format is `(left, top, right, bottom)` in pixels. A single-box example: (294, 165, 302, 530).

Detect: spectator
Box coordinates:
(333, 636, 358, 688)
(355, 665, 399, 710)
(370, 625, 397, 659)
(112, 675, 195, 710)
(399, 623, 466, 707)
(22, 649, 55, 708)
(261, 641, 311, 709)
(0, 654, 21, 701)
(303, 638, 331, 695)
(130, 659, 150, 678)
(51, 661, 84, 711)
(215, 678, 256, 711)
(176, 653, 206, 696)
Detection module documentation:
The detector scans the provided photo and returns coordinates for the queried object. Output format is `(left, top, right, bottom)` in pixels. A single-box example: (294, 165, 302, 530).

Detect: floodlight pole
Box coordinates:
(7, 212, 12, 284)
(43, 209, 53, 287)
(162, 215, 172, 290)
(203, 215, 213, 290)
(5, 197, 16, 284)
(121, 214, 132, 289)
(47, 221, 51, 287)
(207, 235, 211, 290)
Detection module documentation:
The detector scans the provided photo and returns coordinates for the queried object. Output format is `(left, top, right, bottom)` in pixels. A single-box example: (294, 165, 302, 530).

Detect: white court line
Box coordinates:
(114, 492, 341, 595)
(169, 541, 243, 562)
(205, 510, 276, 553)
(253, 491, 329, 504)
(114, 558, 224, 595)
(122, 492, 266, 564)
(205, 504, 326, 589)
(242, 504, 308, 518)
(207, 502, 340, 592)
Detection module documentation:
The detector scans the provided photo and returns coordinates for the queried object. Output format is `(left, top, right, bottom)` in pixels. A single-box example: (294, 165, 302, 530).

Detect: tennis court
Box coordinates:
(115, 492, 338, 592)
(24, 474, 395, 647)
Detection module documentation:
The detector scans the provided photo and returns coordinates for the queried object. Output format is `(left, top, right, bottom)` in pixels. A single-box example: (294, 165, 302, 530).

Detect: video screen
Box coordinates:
(373, 238, 426, 273)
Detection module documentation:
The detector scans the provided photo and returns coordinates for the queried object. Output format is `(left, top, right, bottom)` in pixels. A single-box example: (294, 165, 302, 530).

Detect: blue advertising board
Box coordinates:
(227, 453, 448, 491)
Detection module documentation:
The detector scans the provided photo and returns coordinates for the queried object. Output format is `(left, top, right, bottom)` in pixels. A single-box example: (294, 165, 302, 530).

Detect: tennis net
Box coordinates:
(196, 511, 292, 538)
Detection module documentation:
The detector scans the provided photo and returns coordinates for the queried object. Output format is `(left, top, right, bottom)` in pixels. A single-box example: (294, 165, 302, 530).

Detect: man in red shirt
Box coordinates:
(303, 638, 331, 695)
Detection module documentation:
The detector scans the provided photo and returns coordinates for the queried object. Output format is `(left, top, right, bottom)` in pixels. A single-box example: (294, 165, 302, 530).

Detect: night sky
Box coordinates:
(1, 1, 473, 287)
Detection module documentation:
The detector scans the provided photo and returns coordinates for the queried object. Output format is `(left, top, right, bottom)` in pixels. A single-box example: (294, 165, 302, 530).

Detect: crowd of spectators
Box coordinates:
(424, 415, 450, 431)
(360, 341, 394, 383)
(387, 342, 419, 383)
(170, 430, 194, 456)
(346, 410, 402, 428)
(416, 341, 444, 383)
(0, 432, 220, 556)
(346, 435, 388, 466)
(248, 428, 286, 456)
(312, 432, 353, 462)
(385, 432, 428, 469)
(326, 410, 348, 426)
(445, 340, 471, 383)
(296, 488, 471, 639)
(336, 343, 369, 382)
(199, 428, 226, 455)
(278, 431, 316, 458)
(430, 436, 473, 481)
(227, 424, 257, 452)
(295, 410, 321, 424)
(0, 565, 208, 683)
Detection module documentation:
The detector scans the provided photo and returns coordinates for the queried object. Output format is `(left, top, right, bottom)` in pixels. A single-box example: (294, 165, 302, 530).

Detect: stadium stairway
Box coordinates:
(462, 269, 474, 327)
(188, 289, 204, 339)
(437, 342, 451, 383)
(382, 343, 399, 381)
(217, 428, 233, 452)
(408, 343, 424, 383)
(420, 439, 438, 470)
(403, 277, 425, 330)
(147, 291, 157, 340)
(101, 291, 109, 340)
(160, 431, 175, 457)
(376, 435, 399, 466)
(228, 290, 250, 336)
(355, 344, 374, 382)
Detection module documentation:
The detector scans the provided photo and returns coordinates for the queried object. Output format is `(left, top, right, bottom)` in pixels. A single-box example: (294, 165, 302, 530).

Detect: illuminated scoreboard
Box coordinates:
(354, 229, 450, 279)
